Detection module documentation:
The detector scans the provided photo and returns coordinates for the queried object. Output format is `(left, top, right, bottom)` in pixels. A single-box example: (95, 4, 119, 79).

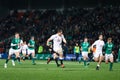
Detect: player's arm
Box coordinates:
(20, 39, 23, 46)
(11, 43, 18, 46)
(28, 41, 34, 48)
(46, 38, 52, 46)
(28, 44, 34, 48)
(11, 39, 18, 46)
(90, 41, 97, 50)
(46, 35, 55, 46)
(62, 35, 67, 44)
(103, 43, 107, 52)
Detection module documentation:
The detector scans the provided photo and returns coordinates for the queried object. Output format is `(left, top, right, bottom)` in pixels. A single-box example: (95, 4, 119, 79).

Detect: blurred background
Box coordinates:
(0, 0, 120, 61)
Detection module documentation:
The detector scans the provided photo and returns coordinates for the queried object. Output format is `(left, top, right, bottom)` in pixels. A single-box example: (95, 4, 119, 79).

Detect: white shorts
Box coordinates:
(105, 54, 113, 61)
(82, 51, 88, 58)
(22, 50, 27, 54)
(27, 49, 35, 55)
(18, 48, 22, 53)
(53, 48, 63, 55)
(9, 48, 20, 56)
(93, 51, 103, 58)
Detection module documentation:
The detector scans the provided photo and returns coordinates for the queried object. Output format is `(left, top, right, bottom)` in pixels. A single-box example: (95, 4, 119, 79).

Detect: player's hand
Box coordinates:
(46, 43, 50, 46)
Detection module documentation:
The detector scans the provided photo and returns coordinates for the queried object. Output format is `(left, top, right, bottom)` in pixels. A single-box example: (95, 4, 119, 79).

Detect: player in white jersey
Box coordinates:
(47, 29, 67, 68)
(91, 34, 105, 70)
(21, 41, 28, 61)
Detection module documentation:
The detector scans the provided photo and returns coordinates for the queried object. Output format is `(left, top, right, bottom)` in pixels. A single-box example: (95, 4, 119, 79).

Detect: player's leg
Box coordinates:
(31, 50, 36, 65)
(105, 54, 109, 64)
(4, 49, 13, 68)
(22, 51, 27, 61)
(47, 51, 54, 64)
(82, 52, 87, 67)
(58, 48, 65, 68)
(109, 54, 114, 71)
(96, 53, 103, 70)
(85, 52, 89, 66)
(27, 50, 31, 60)
(15, 51, 21, 63)
(53, 53, 60, 67)
(47, 56, 53, 64)
(22, 53, 26, 61)
(93, 53, 101, 70)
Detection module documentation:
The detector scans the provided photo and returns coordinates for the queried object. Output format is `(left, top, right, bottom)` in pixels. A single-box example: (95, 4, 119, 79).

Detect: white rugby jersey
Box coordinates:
(50, 34, 65, 50)
(92, 40, 105, 52)
(21, 44, 28, 51)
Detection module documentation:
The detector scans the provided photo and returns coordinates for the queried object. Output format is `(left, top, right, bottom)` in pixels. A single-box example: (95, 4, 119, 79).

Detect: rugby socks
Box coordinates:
(109, 62, 113, 71)
(47, 57, 53, 64)
(55, 58, 59, 67)
(22, 56, 25, 60)
(60, 60, 63, 65)
(50, 57, 53, 61)
(32, 57, 35, 64)
(59, 57, 64, 65)
(17, 57, 20, 63)
(79, 57, 83, 63)
(97, 64, 100, 67)
(83, 60, 87, 66)
(5, 59, 9, 64)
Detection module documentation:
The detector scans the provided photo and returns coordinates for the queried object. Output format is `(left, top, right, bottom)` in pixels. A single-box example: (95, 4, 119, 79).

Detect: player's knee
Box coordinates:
(105, 61, 108, 64)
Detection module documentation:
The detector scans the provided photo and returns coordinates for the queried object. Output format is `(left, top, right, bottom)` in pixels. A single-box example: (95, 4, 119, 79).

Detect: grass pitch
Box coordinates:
(0, 59, 120, 80)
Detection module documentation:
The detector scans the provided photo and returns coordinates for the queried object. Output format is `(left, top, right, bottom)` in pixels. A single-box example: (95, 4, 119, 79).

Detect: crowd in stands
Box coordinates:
(0, 6, 120, 56)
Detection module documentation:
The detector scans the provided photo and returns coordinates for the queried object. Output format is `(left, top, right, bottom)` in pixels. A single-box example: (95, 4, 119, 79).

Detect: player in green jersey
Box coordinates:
(104, 38, 114, 71)
(81, 37, 90, 67)
(4, 33, 21, 68)
(27, 36, 36, 65)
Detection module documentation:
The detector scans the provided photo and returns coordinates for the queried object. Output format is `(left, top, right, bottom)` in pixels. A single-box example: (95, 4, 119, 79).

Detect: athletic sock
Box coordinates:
(109, 62, 113, 70)
(55, 58, 59, 66)
(84, 60, 86, 66)
(97, 64, 100, 67)
(17, 57, 20, 63)
(50, 57, 53, 60)
(59, 57, 64, 65)
(60, 60, 63, 65)
(5, 59, 9, 64)
(32, 57, 35, 64)
(23, 56, 25, 60)
(79, 57, 82, 63)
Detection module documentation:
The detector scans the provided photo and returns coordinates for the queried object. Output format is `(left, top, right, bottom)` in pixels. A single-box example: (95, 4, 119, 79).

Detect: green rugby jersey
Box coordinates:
(81, 42, 90, 52)
(104, 42, 114, 54)
(28, 40, 35, 50)
(11, 38, 20, 50)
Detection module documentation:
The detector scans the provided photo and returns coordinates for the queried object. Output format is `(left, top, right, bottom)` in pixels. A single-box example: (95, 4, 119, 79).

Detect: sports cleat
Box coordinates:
(61, 64, 65, 68)
(96, 66, 99, 70)
(4, 63, 7, 68)
(109, 68, 113, 71)
(32, 63, 36, 65)
(87, 63, 90, 65)
(57, 64, 60, 67)
(47, 58, 51, 64)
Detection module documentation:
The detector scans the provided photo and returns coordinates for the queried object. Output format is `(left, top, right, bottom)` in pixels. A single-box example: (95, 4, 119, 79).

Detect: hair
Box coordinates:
(57, 29, 63, 33)
(84, 37, 88, 39)
(108, 37, 112, 41)
(31, 36, 34, 39)
(15, 32, 19, 35)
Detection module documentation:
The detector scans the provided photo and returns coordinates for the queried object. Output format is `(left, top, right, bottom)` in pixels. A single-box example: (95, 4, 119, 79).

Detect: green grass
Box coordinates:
(0, 59, 120, 80)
